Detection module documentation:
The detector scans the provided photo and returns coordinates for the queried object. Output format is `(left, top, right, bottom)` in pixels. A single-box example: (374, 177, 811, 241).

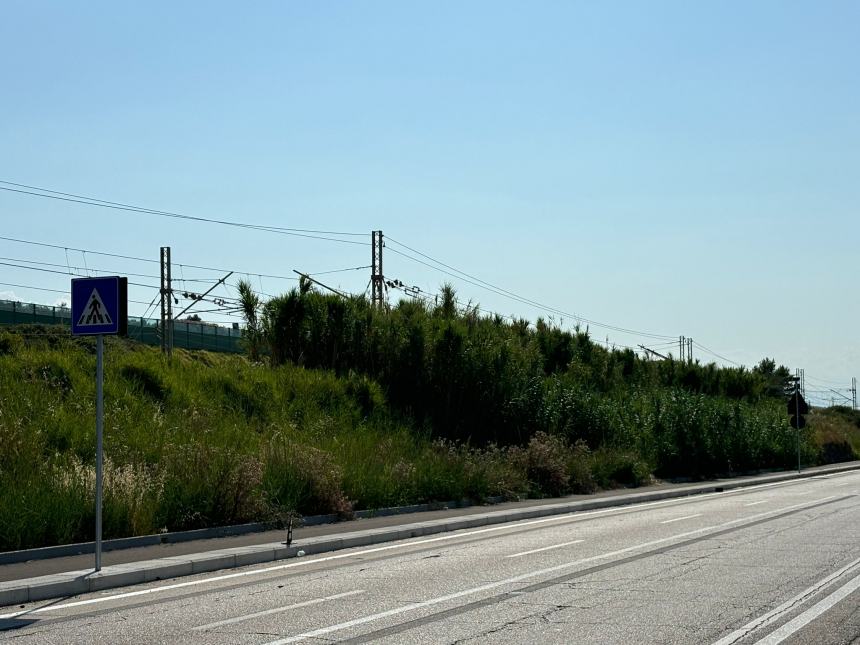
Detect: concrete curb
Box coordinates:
(2, 463, 858, 607)
(0, 497, 508, 566)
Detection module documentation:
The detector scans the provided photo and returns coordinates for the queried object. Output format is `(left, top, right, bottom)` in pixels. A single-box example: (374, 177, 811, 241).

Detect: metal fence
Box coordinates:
(0, 300, 244, 354)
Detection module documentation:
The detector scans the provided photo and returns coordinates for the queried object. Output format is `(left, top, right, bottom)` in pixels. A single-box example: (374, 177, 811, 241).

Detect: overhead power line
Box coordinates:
(385, 238, 674, 341)
(0, 281, 68, 296)
(0, 260, 158, 291)
(0, 234, 304, 282)
(0, 255, 217, 284)
(0, 180, 367, 245)
(804, 374, 851, 387)
(308, 265, 373, 276)
(0, 280, 153, 307)
(693, 341, 741, 367)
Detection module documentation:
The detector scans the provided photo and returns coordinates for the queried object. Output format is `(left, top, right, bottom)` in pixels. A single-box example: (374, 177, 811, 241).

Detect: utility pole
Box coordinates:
(160, 246, 173, 356)
(679, 335, 685, 363)
(848, 377, 854, 409)
(795, 378, 802, 472)
(371, 230, 384, 309)
(687, 337, 693, 363)
(787, 375, 806, 473)
(795, 368, 806, 398)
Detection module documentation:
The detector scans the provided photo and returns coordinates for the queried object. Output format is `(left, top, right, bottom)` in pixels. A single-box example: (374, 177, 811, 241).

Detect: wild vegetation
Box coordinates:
(0, 284, 855, 551)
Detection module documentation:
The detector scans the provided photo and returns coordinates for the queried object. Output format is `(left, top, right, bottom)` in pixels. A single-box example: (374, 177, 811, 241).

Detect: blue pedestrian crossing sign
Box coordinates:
(71, 276, 128, 336)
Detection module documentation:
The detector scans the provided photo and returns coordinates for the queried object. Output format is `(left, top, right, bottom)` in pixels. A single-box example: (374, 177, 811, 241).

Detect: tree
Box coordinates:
(236, 279, 262, 361)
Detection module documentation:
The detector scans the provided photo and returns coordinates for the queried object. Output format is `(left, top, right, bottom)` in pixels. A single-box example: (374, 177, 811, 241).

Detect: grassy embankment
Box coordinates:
(0, 296, 856, 551)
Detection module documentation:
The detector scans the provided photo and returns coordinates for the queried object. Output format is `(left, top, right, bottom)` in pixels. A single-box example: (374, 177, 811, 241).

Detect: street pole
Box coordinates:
(95, 334, 104, 571)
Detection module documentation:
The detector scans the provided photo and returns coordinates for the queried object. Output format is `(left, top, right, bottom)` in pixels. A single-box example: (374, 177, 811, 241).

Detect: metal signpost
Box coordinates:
(71, 276, 127, 571)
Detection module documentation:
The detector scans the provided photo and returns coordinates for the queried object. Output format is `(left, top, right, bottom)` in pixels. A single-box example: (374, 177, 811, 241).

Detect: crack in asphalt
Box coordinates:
(334, 496, 852, 644)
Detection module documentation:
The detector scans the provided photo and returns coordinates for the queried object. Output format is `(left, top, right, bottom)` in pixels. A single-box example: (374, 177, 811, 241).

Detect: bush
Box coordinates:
(590, 449, 651, 488)
(0, 331, 23, 356)
(511, 432, 570, 498)
(261, 440, 351, 518)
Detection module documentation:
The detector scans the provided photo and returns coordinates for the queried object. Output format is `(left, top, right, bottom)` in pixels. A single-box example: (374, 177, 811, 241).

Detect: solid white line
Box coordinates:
(744, 500, 768, 507)
(192, 590, 365, 630)
(506, 540, 584, 558)
(0, 481, 845, 620)
(710, 555, 860, 645)
(752, 570, 860, 644)
(0, 493, 729, 618)
(660, 513, 702, 524)
(260, 497, 843, 645)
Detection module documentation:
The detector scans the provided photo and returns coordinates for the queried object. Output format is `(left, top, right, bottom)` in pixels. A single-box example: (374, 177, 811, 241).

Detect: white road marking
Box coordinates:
(744, 500, 768, 507)
(752, 570, 860, 644)
(0, 480, 847, 620)
(710, 555, 860, 645)
(660, 513, 702, 524)
(192, 590, 365, 630)
(0, 494, 732, 618)
(260, 497, 843, 644)
(506, 539, 584, 558)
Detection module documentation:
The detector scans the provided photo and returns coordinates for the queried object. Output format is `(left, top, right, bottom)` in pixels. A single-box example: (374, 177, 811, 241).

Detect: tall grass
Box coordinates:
(0, 320, 836, 552)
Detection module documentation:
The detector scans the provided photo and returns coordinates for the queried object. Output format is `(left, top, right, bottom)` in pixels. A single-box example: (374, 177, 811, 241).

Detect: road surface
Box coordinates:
(2, 470, 858, 644)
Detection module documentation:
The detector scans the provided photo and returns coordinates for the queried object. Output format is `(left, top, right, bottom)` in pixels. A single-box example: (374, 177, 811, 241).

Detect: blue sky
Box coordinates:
(1, 2, 857, 404)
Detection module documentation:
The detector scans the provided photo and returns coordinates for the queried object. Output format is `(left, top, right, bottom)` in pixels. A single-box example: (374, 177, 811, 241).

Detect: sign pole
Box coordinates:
(95, 334, 104, 571)
(70, 275, 127, 572)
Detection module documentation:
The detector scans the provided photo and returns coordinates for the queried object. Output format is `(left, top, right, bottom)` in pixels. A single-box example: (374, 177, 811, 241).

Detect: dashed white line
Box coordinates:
(261, 497, 842, 644)
(660, 513, 702, 524)
(744, 500, 768, 507)
(0, 474, 851, 620)
(0, 494, 733, 618)
(193, 590, 365, 630)
(506, 540, 585, 558)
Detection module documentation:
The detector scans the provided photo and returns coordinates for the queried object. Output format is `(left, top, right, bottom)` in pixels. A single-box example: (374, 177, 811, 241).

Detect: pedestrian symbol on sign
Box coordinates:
(77, 288, 113, 326)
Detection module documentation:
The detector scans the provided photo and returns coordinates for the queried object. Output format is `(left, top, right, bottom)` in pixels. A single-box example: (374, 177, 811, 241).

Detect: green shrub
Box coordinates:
(261, 439, 351, 518)
(0, 331, 23, 356)
(511, 432, 570, 497)
(590, 449, 651, 488)
(566, 440, 597, 494)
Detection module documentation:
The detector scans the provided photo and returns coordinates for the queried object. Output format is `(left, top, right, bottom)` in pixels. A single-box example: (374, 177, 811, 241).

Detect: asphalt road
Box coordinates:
(2, 471, 858, 644)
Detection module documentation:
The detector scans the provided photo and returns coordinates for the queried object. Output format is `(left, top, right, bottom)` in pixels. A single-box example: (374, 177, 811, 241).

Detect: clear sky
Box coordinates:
(1, 1, 857, 405)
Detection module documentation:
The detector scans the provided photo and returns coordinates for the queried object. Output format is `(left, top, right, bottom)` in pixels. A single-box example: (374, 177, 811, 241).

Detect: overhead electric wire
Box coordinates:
(387, 280, 518, 323)
(0, 279, 154, 308)
(0, 282, 68, 295)
(307, 264, 372, 276)
(692, 340, 741, 367)
(0, 234, 157, 264)
(0, 261, 159, 291)
(0, 255, 215, 283)
(0, 182, 367, 245)
(385, 238, 674, 341)
(804, 374, 852, 387)
(0, 234, 314, 282)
